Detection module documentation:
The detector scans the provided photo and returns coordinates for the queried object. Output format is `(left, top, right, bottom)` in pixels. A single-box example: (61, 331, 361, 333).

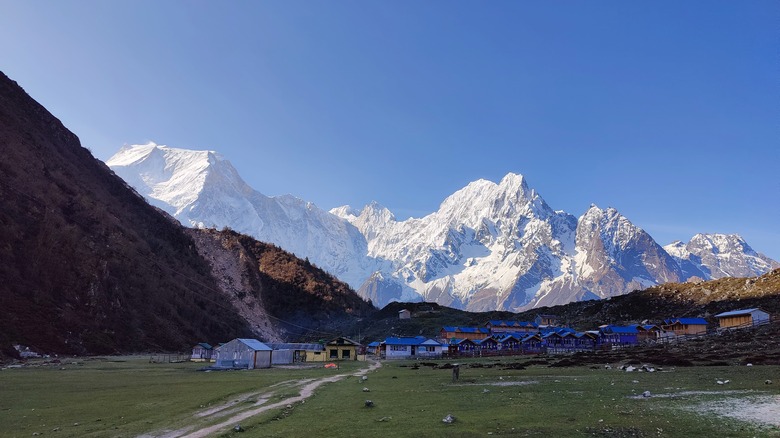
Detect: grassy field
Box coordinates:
(0, 356, 362, 437)
(2, 356, 779, 438)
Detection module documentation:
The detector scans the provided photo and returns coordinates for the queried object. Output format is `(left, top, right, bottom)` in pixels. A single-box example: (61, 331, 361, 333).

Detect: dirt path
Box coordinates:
(140, 360, 381, 438)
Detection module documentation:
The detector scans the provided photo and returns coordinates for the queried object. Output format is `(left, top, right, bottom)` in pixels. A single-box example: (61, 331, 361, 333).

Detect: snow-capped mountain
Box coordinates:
(107, 143, 778, 311)
(664, 234, 779, 280)
(106, 142, 371, 287)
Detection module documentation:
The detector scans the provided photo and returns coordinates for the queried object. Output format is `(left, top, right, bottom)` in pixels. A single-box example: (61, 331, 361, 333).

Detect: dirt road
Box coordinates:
(140, 360, 381, 438)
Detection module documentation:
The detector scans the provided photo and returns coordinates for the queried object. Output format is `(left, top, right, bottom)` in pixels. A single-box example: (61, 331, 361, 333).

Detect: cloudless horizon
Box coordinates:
(2, 1, 778, 260)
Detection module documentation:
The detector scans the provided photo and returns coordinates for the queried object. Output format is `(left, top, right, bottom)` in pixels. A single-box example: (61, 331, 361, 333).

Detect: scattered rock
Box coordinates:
(363, 387, 370, 392)
(483, 388, 490, 393)
(604, 365, 612, 370)
(765, 380, 773, 385)
(747, 363, 753, 367)
(286, 404, 292, 409)
(625, 366, 636, 372)
(365, 400, 374, 408)
(442, 414, 456, 424)
(233, 424, 244, 432)
(362, 375, 368, 381)
(642, 391, 651, 398)
(377, 416, 392, 422)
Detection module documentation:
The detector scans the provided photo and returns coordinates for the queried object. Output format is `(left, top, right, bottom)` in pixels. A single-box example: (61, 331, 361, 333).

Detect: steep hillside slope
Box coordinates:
(188, 228, 375, 341)
(0, 71, 252, 356)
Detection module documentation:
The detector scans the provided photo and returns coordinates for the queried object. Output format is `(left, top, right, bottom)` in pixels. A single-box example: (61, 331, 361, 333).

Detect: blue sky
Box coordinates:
(2, 1, 779, 260)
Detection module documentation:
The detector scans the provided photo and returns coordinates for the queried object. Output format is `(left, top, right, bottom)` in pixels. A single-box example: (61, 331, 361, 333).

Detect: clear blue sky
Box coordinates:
(2, 1, 778, 260)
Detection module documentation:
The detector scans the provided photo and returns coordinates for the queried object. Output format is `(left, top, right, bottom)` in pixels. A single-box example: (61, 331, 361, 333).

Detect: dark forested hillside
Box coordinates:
(0, 71, 251, 356)
(353, 269, 780, 342)
(520, 268, 780, 330)
(189, 228, 375, 341)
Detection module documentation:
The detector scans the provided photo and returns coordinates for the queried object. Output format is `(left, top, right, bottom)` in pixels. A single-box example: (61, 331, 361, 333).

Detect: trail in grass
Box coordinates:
(141, 360, 381, 438)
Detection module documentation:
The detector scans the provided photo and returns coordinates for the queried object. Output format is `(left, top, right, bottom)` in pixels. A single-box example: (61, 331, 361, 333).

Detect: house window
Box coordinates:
(342, 349, 350, 359)
(329, 349, 338, 358)
(390, 345, 405, 351)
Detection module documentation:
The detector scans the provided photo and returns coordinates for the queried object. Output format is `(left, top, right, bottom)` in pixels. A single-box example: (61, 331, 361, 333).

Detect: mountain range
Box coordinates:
(107, 143, 778, 312)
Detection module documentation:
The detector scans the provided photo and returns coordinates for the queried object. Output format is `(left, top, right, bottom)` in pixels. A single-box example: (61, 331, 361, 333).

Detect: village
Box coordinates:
(190, 307, 772, 369)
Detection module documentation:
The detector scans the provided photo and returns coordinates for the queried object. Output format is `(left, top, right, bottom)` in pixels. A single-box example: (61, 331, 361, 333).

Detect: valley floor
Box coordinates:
(2, 356, 779, 437)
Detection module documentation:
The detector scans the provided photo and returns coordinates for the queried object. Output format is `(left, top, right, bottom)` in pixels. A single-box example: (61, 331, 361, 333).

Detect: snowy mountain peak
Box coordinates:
(663, 233, 777, 280)
(360, 201, 396, 221)
(688, 233, 754, 256)
(330, 205, 359, 219)
(663, 240, 687, 259)
(436, 173, 553, 231)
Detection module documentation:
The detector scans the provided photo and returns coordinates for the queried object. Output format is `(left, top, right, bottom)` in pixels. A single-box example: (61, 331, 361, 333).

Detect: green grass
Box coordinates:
(0, 356, 360, 437)
(223, 358, 780, 438)
(2, 357, 779, 437)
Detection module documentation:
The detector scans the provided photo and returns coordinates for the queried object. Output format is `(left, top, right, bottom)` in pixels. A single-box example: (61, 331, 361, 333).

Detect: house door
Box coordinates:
(411, 346, 416, 356)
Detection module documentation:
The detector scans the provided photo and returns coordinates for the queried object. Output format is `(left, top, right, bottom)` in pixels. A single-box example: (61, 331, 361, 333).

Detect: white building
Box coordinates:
(382, 336, 442, 359)
(214, 338, 272, 369)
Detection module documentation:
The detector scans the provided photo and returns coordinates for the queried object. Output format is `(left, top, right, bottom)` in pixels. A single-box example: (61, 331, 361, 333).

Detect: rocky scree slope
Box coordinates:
(188, 228, 375, 342)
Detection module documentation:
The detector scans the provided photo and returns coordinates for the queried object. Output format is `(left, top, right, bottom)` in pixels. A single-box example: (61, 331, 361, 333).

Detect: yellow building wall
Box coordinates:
(442, 331, 489, 340)
(306, 350, 326, 362)
(718, 315, 751, 328)
(305, 347, 364, 362)
(322, 346, 359, 361)
(669, 323, 707, 335)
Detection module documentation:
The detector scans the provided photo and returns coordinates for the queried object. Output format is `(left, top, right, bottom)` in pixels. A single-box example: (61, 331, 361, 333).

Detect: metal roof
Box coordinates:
(601, 325, 639, 334)
(449, 338, 476, 345)
(664, 318, 707, 325)
(265, 343, 323, 351)
(237, 338, 272, 351)
(195, 342, 213, 349)
(714, 308, 764, 318)
(442, 326, 490, 334)
(384, 336, 440, 346)
(488, 320, 537, 327)
(327, 337, 361, 346)
(539, 327, 575, 335)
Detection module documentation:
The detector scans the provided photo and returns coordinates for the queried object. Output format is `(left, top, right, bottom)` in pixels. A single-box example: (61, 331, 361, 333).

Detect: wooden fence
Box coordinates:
(149, 354, 190, 363)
